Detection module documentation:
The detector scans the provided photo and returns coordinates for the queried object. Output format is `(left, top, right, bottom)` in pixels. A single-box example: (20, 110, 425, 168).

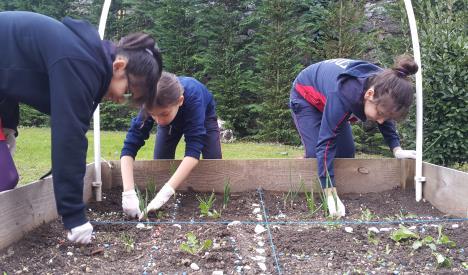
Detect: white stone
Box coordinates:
(255, 225, 267, 234)
(136, 223, 145, 229)
(244, 265, 251, 270)
(212, 271, 224, 275)
(190, 263, 200, 270)
(258, 262, 267, 271)
(256, 214, 263, 221)
(277, 213, 286, 218)
(227, 221, 241, 227)
(253, 208, 261, 214)
(452, 224, 459, 229)
(172, 224, 182, 229)
(368, 227, 379, 234)
(344, 227, 353, 233)
(256, 248, 265, 254)
(66, 252, 73, 256)
(379, 227, 392, 232)
(258, 241, 265, 247)
(409, 226, 416, 230)
(252, 203, 260, 207)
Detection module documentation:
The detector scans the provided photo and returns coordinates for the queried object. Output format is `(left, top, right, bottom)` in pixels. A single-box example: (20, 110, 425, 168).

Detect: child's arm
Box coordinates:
(141, 156, 198, 219)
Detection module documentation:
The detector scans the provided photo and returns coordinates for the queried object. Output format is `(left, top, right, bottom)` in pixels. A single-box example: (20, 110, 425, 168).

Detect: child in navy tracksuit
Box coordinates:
(290, 56, 418, 217)
(0, 11, 162, 244)
(120, 72, 222, 218)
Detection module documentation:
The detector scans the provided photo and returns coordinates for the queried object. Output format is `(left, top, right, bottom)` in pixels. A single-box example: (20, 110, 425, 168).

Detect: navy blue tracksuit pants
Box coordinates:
(154, 116, 222, 160)
(290, 89, 355, 159)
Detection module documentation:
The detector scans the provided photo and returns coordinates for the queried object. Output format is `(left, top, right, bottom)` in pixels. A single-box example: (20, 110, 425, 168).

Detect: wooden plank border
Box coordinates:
(0, 164, 95, 250)
(110, 158, 402, 194)
(423, 162, 468, 218)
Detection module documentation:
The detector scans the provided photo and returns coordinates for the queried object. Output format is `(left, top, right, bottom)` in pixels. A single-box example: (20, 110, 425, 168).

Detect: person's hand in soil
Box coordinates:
(67, 221, 93, 244)
(122, 189, 141, 218)
(393, 147, 416, 159)
(324, 187, 346, 217)
(140, 184, 175, 220)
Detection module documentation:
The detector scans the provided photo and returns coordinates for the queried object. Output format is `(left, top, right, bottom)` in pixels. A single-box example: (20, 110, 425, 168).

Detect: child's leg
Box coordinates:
(0, 141, 19, 192)
(290, 95, 322, 158)
(201, 116, 222, 159)
(153, 124, 183, 159)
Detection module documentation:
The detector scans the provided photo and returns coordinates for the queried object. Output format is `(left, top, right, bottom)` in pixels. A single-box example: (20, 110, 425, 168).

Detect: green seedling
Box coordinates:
(135, 180, 159, 220)
(461, 262, 468, 270)
(197, 191, 221, 218)
(390, 225, 419, 242)
(120, 233, 135, 253)
(360, 208, 376, 221)
(169, 161, 177, 176)
(433, 252, 452, 268)
(283, 167, 301, 209)
(412, 226, 456, 251)
(179, 232, 213, 255)
(300, 177, 318, 215)
(367, 231, 379, 245)
(223, 178, 231, 209)
(394, 210, 418, 220)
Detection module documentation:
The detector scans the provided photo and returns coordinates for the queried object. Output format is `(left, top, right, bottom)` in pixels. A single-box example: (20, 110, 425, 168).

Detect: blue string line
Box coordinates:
(257, 188, 283, 275)
(91, 217, 468, 226)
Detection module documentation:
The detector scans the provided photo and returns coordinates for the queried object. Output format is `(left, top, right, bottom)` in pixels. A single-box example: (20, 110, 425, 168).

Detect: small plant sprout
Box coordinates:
(223, 178, 231, 209)
(169, 161, 177, 176)
(135, 180, 160, 220)
(300, 177, 317, 215)
(433, 252, 452, 268)
(197, 191, 221, 218)
(367, 230, 379, 245)
(390, 225, 419, 242)
(179, 232, 213, 255)
(360, 208, 375, 221)
(120, 233, 135, 253)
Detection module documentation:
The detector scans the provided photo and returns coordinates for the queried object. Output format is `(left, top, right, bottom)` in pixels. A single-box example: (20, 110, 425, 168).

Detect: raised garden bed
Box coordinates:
(1, 186, 467, 274)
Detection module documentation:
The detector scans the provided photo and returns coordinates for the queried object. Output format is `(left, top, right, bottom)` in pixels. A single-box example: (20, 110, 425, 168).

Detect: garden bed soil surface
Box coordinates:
(1, 187, 467, 274)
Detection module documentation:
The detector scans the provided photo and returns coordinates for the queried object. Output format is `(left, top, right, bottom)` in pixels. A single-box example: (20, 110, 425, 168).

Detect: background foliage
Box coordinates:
(1, 0, 465, 165)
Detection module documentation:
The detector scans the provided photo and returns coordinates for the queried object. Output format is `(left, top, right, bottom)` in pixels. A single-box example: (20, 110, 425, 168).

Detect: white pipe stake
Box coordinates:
(403, 0, 425, 201)
(93, 0, 112, 201)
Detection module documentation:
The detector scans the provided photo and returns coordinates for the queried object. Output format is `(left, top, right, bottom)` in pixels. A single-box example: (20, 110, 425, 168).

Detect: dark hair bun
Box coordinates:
(393, 55, 418, 76)
(118, 32, 155, 50)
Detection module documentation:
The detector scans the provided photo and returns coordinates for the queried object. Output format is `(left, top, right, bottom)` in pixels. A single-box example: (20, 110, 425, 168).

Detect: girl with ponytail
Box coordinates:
(289, 55, 418, 217)
(0, 11, 163, 244)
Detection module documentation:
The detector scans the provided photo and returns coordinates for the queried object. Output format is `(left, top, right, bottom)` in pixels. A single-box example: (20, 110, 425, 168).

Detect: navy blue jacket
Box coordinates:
(293, 59, 400, 187)
(0, 12, 114, 229)
(121, 77, 216, 160)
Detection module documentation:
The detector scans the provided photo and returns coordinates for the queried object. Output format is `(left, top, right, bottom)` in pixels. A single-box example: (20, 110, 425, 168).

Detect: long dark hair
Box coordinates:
(116, 32, 163, 106)
(366, 55, 418, 121)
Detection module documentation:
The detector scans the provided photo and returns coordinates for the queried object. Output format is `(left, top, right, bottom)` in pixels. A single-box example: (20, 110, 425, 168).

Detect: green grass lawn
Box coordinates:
(14, 127, 304, 184)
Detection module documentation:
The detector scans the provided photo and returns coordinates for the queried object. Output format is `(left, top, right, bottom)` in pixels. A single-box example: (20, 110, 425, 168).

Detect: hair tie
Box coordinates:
(145, 48, 153, 56)
(394, 68, 408, 77)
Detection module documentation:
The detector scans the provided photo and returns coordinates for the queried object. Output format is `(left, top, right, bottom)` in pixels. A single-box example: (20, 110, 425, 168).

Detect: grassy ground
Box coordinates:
(14, 127, 304, 184)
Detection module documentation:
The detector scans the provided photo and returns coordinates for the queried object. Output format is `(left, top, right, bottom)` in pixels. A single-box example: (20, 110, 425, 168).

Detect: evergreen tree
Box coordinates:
(193, 0, 260, 137)
(254, 0, 306, 143)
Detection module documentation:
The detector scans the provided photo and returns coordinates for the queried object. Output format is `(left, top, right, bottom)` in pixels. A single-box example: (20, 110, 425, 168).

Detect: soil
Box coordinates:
(1, 187, 467, 274)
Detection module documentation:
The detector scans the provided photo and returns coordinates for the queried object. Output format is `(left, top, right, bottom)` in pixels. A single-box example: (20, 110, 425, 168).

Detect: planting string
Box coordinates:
(256, 188, 283, 275)
(91, 217, 468, 226)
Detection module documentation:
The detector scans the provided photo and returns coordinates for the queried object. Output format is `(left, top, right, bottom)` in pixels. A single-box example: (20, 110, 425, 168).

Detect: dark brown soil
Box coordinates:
(1, 187, 467, 274)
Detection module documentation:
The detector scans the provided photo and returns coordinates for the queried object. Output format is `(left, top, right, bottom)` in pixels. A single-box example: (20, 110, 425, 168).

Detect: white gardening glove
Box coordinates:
(327, 193, 346, 218)
(67, 222, 93, 244)
(394, 148, 417, 159)
(3, 128, 16, 157)
(122, 189, 141, 218)
(139, 184, 175, 220)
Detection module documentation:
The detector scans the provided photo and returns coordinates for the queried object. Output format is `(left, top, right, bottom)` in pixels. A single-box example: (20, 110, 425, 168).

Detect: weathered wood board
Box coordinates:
(0, 164, 95, 250)
(110, 159, 402, 194)
(423, 162, 468, 218)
